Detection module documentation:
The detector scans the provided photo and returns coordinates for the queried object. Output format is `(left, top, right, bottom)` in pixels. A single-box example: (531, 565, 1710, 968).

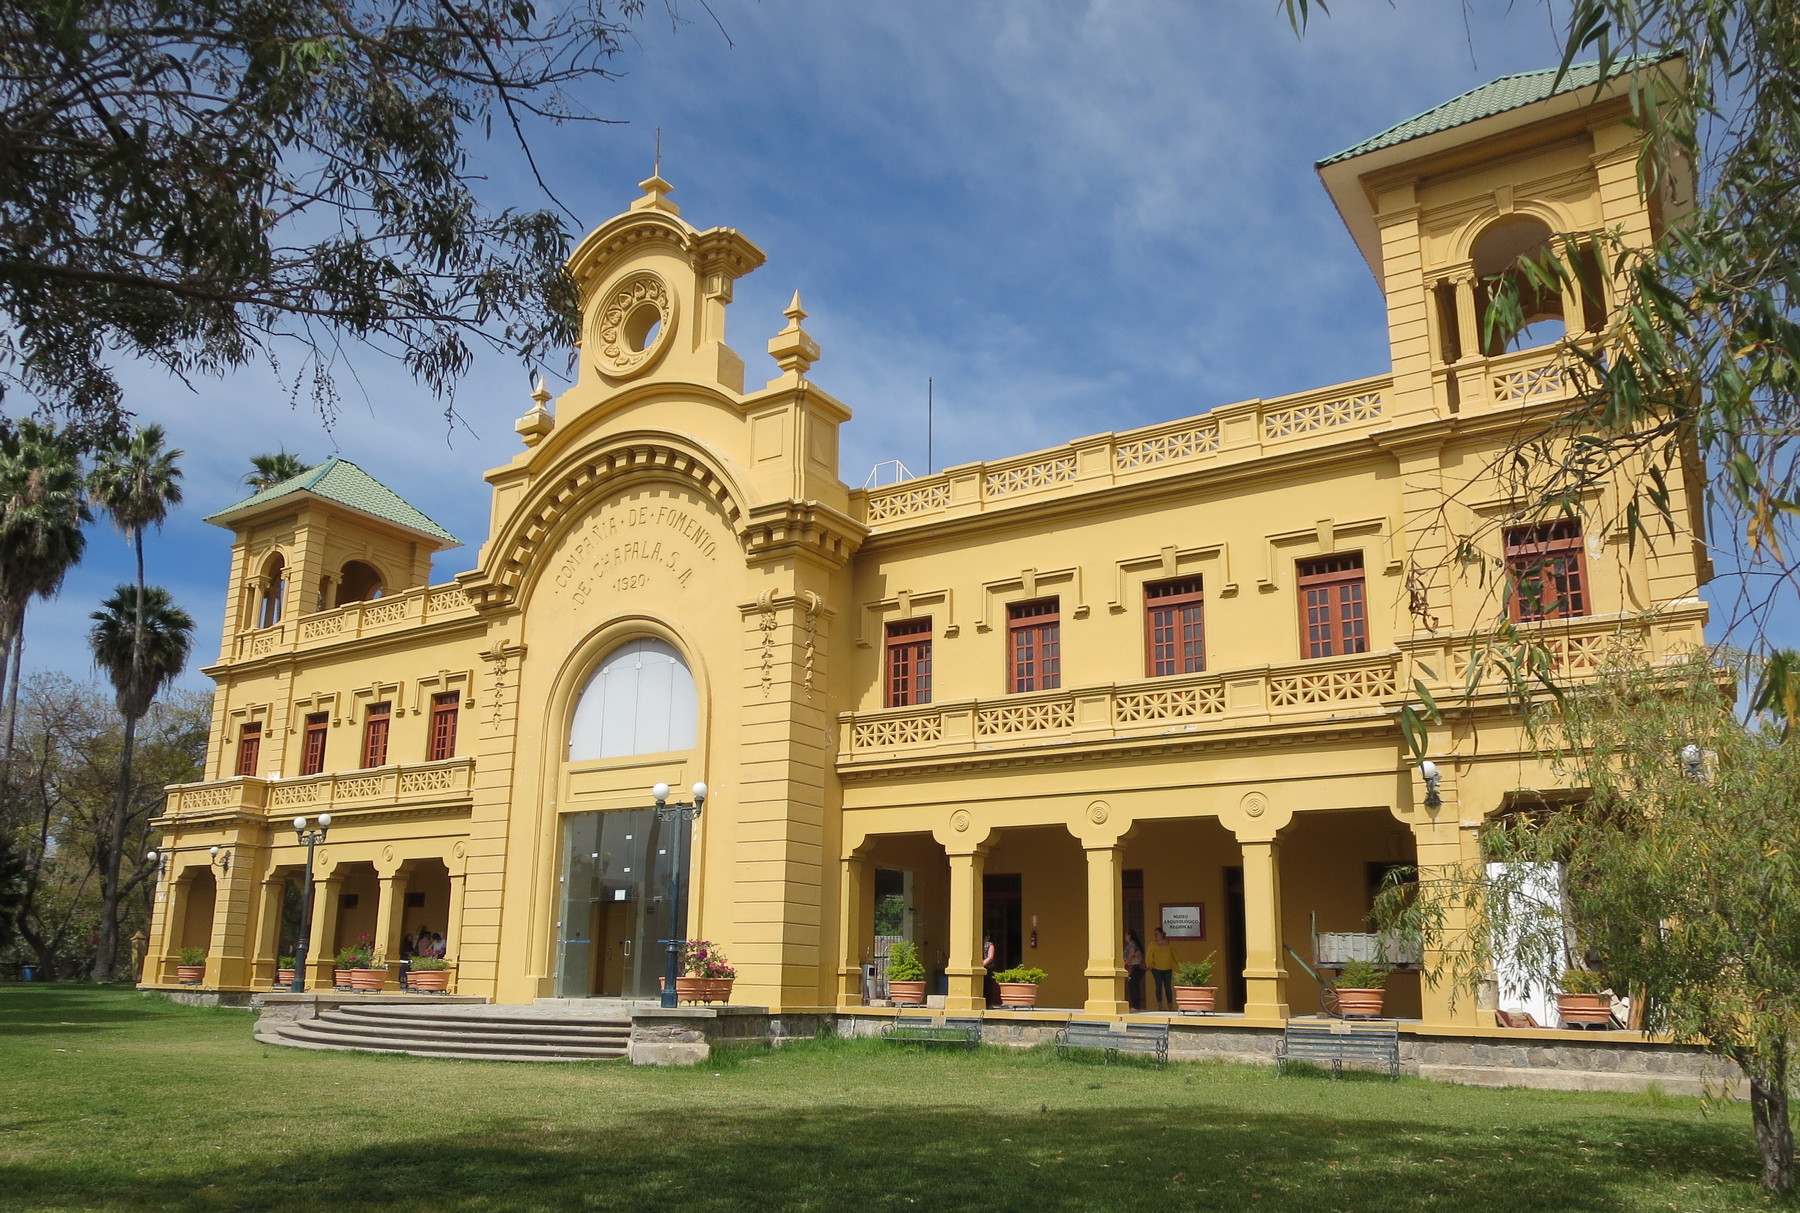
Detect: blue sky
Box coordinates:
(34, 0, 1680, 693)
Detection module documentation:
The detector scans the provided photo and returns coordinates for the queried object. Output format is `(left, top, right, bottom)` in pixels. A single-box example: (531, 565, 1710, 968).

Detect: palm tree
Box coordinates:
(0, 421, 89, 728)
(87, 426, 185, 982)
(88, 585, 193, 981)
(244, 452, 311, 493)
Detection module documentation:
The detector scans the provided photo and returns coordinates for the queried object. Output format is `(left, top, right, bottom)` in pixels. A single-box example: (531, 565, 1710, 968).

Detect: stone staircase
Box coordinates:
(255, 1002, 632, 1062)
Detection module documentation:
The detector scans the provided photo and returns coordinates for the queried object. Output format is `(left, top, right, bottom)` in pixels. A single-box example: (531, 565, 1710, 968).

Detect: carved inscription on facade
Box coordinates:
(552, 495, 721, 603)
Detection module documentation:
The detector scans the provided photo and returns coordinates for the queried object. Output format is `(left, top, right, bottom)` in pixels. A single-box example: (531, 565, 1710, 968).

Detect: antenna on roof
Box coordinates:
(863, 460, 916, 489)
(654, 127, 661, 178)
(927, 377, 934, 476)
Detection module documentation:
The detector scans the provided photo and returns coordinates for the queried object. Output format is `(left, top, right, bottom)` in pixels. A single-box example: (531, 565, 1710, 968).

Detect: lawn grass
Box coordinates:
(0, 984, 1778, 1211)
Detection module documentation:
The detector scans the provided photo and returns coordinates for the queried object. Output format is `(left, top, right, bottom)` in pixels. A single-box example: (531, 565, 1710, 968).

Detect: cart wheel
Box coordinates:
(1320, 984, 1342, 1018)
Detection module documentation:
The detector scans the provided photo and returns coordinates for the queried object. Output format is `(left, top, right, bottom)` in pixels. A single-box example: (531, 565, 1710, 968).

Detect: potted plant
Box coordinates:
(1332, 959, 1388, 1017)
(338, 935, 385, 992)
(176, 947, 206, 985)
(1172, 953, 1218, 1013)
(274, 955, 296, 987)
(408, 957, 453, 993)
(1557, 970, 1613, 1026)
(885, 939, 927, 1005)
(680, 940, 736, 1003)
(992, 965, 1047, 1008)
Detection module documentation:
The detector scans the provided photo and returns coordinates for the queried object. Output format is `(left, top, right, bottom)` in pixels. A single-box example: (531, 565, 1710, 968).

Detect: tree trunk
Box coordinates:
(1, 622, 23, 787)
(88, 710, 139, 982)
(1751, 1050, 1795, 1195)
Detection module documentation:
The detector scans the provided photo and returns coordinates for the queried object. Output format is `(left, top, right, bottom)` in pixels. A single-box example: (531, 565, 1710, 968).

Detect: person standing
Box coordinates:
(1147, 928, 1178, 1011)
(981, 933, 999, 1008)
(1124, 929, 1146, 1012)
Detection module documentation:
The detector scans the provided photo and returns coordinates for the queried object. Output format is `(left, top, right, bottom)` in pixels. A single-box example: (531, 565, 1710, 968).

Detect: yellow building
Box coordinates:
(144, 62, 1706, 1031)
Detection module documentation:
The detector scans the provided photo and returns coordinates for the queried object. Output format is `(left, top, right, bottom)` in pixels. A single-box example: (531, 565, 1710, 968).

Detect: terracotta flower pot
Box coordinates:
(1174, 985, 1217, 1012)
(408, 969, 450, 992)
(274, 969, 296, 987)
(675, 976, 709, 1003)
(997, 982, 1039, 1008)
(1557, 992, 1613, 1026)
(1334, 987, 1386, 1017)
(887, 979, 927, 1005)
(349, 967, 387, 991)
(706, 978, 734, 1004)
(175, 965, 205, 985)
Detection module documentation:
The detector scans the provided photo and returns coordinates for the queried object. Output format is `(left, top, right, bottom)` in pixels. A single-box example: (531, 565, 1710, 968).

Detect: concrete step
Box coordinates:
(335, 1005, 630, 1037)
(254, 1028, 609, 1063)
(265, 1017, 626, 1061)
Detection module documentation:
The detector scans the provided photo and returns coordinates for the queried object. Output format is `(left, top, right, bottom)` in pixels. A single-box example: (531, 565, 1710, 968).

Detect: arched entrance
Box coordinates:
(554, 638, 698, 999)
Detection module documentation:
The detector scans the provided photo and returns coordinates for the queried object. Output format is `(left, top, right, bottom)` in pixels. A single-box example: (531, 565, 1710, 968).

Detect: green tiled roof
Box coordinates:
(1319, 56, 1662, 167)
(204, 454, 459, 545)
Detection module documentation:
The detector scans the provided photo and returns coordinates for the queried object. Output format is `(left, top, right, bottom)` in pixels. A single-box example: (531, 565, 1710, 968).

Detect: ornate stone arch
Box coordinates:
(460, 430, 747, 610)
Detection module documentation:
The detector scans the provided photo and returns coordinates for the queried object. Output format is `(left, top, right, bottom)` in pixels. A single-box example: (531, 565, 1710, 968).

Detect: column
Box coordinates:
(306, 875, 343, 988)
(1455, 276, 1481, 366)
(373, 867, 411, 991)
(253, 876, 286, 987)
(141, 861, 174, 984)
(1083, 844, 1128, 1015)
(837, 849, 872, 1007)
(1412, 817, 1482, 1027)
(1239, 839, 1289, 1020)
(944, 847, 987, 1013)
(206, 859, 259, 989)
(445, 870, 466, 960)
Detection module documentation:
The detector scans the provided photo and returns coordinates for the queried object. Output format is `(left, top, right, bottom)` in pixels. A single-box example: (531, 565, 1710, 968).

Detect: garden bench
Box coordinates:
(1054, 1020, 1168, 1066)
(880, 1013, 982, 1049)
(1276, 1019, 1400, 1081)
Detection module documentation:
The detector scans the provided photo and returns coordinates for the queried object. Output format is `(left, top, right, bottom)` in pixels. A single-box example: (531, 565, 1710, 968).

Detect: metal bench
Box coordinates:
(880, 1013, 982, 1050)
(1054, 1020, 1169, 1066)
(1276, 1019, 1400, 1080)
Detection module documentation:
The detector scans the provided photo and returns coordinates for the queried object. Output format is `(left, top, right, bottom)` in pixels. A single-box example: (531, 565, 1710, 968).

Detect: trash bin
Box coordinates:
(19, 966, 35, 982)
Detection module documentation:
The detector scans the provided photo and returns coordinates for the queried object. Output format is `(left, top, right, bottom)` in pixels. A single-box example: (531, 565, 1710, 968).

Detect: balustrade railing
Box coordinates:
(161, 757, 475, 819)
(231, 582, 475, 661)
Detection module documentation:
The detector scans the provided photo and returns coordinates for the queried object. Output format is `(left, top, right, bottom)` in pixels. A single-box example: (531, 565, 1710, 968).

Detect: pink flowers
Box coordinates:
(682, 940, 736, 980)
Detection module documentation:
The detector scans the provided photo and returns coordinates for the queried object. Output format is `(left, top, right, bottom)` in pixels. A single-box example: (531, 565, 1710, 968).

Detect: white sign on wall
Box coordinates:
(1160, 903, 1205, 940)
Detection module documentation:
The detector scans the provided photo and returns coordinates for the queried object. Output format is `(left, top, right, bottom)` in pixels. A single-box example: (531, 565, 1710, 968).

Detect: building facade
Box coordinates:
(143, 65, 1707, 1027)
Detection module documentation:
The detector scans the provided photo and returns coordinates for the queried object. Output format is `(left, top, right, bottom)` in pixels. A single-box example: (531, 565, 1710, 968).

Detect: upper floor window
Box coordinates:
(1506, 519, 1588, 621)
(1007, 598, 1061, 693)
(299, 712, 329, 776)
(1298, 553, 1368, 659)
(1470, 216, 1607, 355)
(427, 693, 459, 762)
(885, 618, 933, 707)
(337, 560, 385, 606)
(1145, 577, 1205, 677)
(234, 723, 261, 777)
(257, 553, 285, 629)
(568, 638, 697, 761)
(361, 702, 391, 768)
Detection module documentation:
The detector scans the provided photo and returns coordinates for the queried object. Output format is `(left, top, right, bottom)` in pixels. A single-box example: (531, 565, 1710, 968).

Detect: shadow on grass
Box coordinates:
(0, 983, 196, 1035)
(1, 1090, 1760, 1212)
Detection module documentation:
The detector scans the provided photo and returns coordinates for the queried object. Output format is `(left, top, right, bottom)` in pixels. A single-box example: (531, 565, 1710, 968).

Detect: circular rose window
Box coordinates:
(591, 271, 675, 378)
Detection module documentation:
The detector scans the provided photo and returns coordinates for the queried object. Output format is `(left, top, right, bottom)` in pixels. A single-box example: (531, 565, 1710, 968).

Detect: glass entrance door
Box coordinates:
(554, 809, 684, 998)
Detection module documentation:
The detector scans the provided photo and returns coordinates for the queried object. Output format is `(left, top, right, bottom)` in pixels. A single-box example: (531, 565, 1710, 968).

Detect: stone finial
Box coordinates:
(514, 376, 556, 447)
(766, 290, 821, 378)
(631, 173, 681, 216)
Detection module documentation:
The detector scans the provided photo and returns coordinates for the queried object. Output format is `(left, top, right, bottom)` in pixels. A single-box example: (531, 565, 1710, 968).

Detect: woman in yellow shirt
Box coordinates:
(1147, 928, 1178, 1011)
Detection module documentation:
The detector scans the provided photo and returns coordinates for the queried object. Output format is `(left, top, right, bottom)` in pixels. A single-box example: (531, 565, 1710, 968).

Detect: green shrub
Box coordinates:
(277, 956, 295, 969)
(992, 966, 1046, 985)
(885, 939, 925, 982)
(177, 947, 206, 966)
(1174, 953, 1215, 987)
(1335, 960, 1388, 989)
(1560, 969, 1608, 994)
(409, 957, 451, 972)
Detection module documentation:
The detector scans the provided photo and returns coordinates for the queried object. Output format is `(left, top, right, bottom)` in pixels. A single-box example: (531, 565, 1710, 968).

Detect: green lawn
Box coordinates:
(0, 985, 1777, 1211)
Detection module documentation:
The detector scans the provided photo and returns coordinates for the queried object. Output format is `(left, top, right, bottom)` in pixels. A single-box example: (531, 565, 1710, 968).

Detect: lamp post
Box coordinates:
(289, 813, 331, 993)
(652, 781, 707, 1009)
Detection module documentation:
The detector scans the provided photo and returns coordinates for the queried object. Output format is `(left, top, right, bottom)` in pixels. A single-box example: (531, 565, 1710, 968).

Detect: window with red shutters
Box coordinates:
(884, 618, 933, 707)
(1506, 519, 1588, 621)
(299, 712, 329, 776)
(234, 723, 261, 777)
(427, 692, 459, 761)
(1144, 577, 1205, 677)
(361, 702, 391, 768)
(1297, 553, 1369, 659)
(1007, 598, 1061, 693)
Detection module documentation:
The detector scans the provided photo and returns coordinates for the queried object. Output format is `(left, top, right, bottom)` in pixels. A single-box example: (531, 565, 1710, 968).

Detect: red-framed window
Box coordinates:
(427, 692, 459, 761)
(1145, 577, 1205, 676)
(1506, 519, 1588, 621)
(884, 618, 933, 707)
(1007, 598, 1061, 693)
(234, 723, 261, 777)
(1298, 553, 1369, 659)
(361, 702, 391, 769)
(299, 712, 329, 776)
